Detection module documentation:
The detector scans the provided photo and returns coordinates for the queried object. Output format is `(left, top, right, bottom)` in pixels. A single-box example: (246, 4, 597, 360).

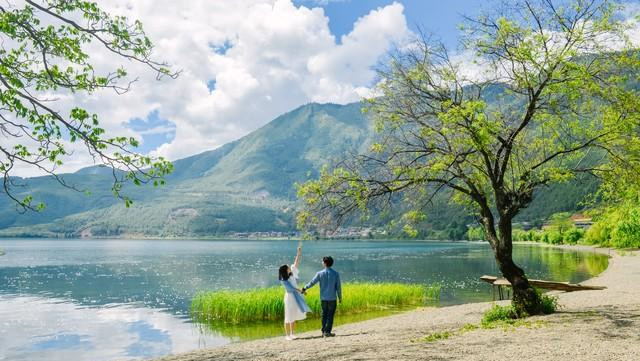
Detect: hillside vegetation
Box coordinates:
(0, 102, 596, 239)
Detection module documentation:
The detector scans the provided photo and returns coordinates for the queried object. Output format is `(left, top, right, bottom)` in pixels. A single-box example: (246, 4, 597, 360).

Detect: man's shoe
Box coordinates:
(326, 332, 335, 337)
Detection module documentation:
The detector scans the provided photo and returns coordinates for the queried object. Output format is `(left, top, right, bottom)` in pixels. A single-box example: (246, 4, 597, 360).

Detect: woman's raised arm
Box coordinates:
(293, 244, 302, 268)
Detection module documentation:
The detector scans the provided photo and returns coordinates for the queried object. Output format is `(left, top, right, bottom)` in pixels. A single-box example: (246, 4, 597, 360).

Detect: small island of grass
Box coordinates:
(191, 282, 440, 324)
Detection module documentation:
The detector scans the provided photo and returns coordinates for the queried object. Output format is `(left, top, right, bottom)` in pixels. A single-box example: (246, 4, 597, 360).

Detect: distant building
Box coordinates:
(570, 213, 593, 229)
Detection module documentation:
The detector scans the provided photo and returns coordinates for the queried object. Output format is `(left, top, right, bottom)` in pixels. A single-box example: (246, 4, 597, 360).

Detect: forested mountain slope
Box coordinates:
(0, 102, 595, 238)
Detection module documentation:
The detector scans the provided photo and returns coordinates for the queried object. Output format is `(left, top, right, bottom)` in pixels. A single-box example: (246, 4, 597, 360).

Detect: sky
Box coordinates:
(296, 0, 487, 47)
(8, 0, 640, 176)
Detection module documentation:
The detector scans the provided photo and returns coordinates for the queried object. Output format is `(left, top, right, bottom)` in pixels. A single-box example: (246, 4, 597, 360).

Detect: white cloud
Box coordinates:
(8, 0, 410, 177)
(447, 5, 640, 85)
(307, 2, 408, 102)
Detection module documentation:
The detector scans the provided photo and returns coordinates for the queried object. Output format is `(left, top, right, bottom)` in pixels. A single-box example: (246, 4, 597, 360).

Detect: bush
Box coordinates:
(482, 291, 559, 327)
(481, 305, 518, 326)
(512, 229, 528, 242)
(467, 226, 486, 241)
(585, 204, 640, 248)
(563, 228, 584, 244)
(611, 207, 640, 248)
(514, 226, 585, 245)
(540, 293, 559, 314)
(547, 231, 564, 245)
(527, 230, 542, 242)
(584, 219, 612, 245)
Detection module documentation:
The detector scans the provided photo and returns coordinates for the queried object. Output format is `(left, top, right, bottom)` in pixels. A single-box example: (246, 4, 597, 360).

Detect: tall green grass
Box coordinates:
(196, 308, 412, 340)
(191, 282, 440, 324)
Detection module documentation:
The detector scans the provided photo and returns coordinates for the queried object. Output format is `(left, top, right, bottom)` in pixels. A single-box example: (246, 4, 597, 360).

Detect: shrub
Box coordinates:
(585, 205, 640, 248)
(540, 293, 559, 314)
(512, 229, 528, 242)
(547, 231, 564, 245)
(584, 219, 612, 245)
(563, 228, 584, 245)
(482, 291, 559, 327)
(611, 207, 640, 248)
(527, 230, 543, 242)
(481, 304, 518, 326)
(467, 226, 486, 241)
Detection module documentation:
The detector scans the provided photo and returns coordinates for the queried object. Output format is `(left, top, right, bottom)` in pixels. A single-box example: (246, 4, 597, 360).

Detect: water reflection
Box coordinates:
(0, 295, 224, 361)
(0, 240, 608, 361)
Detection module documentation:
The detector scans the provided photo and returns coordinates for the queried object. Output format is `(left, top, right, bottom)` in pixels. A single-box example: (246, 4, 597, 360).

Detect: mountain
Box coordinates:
(0, 102, 372, 237)
(0, 101, 596, 239)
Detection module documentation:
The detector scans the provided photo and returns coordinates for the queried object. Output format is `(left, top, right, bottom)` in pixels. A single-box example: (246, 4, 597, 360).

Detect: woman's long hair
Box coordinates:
(278, 264, 290, 281)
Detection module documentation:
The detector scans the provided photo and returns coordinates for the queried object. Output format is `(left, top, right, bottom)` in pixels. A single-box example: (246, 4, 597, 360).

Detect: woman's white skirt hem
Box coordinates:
(284, 293, 307, 323)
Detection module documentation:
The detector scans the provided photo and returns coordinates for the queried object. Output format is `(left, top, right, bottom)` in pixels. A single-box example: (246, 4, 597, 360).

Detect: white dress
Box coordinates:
(284, 265, 307, 323)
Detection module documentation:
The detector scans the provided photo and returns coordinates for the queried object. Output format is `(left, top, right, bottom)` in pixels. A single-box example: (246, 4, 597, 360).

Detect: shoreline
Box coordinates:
(0, 236, 482, 243)
(154, 244, 637, 361)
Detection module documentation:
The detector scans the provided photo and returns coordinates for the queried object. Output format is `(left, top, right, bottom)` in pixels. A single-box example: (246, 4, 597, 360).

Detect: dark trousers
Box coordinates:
(321, 300, 337, 334)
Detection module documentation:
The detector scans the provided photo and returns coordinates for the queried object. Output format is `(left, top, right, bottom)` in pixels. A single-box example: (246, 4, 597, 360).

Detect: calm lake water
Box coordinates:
(0, 239, 608, 361)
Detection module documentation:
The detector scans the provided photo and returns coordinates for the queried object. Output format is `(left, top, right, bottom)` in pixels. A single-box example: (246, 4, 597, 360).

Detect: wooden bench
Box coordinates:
(480, 275, 606, 300)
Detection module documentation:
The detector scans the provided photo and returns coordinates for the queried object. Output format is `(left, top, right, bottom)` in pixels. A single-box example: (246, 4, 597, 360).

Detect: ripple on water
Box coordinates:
(0, 239, 608, 361)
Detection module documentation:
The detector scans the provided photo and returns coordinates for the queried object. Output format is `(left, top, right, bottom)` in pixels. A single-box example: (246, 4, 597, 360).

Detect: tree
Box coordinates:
(547, 212, 574, 235)
(0, 0, 177, 210)
(467, 226, 486, 241)
(298, 0, 640, 315)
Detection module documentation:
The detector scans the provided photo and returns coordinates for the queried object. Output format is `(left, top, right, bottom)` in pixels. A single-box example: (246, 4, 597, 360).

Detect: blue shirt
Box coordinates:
(304, 267, 342, 301)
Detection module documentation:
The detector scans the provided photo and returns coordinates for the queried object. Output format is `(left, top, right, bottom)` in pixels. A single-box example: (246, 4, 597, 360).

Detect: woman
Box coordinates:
(278, 245, 310, 340)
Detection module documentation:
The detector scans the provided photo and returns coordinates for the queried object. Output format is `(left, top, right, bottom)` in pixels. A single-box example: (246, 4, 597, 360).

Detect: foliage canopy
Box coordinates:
(298, 0, 640, 314)
(0, 0, 177, 210)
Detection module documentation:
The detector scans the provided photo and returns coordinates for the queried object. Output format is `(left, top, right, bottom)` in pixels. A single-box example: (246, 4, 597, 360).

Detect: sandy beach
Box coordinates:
(155, 246, 640, 361)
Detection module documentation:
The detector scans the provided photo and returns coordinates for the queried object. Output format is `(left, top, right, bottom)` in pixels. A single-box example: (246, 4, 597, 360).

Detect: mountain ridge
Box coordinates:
(0, 102, 374, 237)
(0, 101, 595, 238)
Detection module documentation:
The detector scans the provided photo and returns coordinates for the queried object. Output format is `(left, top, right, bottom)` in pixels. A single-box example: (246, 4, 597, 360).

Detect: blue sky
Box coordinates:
(126, 1, 489, 155)
(304, 0, 640, 46)
(27, 0, 638, 176)
(296, 0, 486, 48)
(125, 110, 176, 154)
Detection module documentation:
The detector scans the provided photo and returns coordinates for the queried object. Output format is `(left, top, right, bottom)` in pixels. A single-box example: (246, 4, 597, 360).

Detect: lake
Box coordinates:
(0, 239, 608, 361)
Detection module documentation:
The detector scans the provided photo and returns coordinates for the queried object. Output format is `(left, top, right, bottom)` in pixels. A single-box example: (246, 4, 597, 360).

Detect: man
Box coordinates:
(302, 256, 342, 337)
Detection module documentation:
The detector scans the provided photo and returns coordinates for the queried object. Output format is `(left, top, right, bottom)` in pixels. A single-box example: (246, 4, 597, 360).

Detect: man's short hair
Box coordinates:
(323, 256, 334, 267)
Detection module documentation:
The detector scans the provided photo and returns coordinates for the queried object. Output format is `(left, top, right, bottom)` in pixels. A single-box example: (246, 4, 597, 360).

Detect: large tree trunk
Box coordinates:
(493, 217, 542, 316)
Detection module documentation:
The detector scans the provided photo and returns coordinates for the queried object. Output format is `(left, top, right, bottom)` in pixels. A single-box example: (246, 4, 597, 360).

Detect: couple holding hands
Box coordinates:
(278, 245, 342, 340)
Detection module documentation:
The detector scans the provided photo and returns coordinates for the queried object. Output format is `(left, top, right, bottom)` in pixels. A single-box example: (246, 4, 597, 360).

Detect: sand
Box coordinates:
(154, 246, 640, 361)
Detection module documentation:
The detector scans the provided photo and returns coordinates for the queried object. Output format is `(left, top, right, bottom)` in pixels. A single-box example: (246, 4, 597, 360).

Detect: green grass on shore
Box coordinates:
(191, 282, 440, 324)
(195, 307, 414, 340)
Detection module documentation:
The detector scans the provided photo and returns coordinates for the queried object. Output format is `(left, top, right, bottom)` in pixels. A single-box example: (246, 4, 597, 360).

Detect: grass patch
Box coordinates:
(481, 292, 559, 328)
(460, 323, 479, 332)
(419, 303, 553, 343)
(191, 282, 440, 324)
(419, 320, 548, 343)
(198, 307, 415, 340)
(481, 304, 519, 326)
(481, 291, 559, 328)
(422, 330, 453, 342)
